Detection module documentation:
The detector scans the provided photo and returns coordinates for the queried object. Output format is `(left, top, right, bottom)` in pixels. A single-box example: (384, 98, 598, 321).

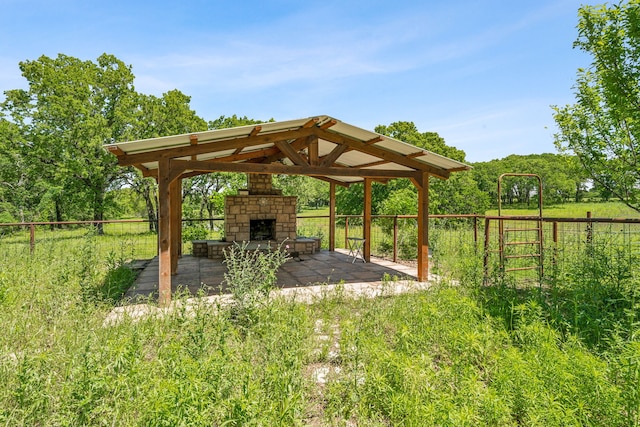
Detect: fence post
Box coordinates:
(586, 211, 593, 244)
(393, 215, 398, 262)
(483, 217, 490, 285)
(552, 221, 558, 270)
(30, 223, 35, 255)
(473, 215, 478, 253)
(344, 216, 349, 248)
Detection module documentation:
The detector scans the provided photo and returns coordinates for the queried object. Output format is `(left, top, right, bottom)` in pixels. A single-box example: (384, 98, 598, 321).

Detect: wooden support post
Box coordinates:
(308, 135, 319, 165)
(157, 158, 172, 307)
(415, 173, 429, 281)
(363, 178, 372, 262)
(177, 178, 182, 258)
(170, 178, 181, 275)
(329, 182, 336, 251)
(393, 215, 398, 263)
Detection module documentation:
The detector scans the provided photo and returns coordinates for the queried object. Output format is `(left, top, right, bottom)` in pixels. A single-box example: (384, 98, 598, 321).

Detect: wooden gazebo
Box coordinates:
(105, 116, 470, 306)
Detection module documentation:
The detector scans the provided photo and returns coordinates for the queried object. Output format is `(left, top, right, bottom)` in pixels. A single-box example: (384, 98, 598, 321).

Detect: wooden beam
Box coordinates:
(157, 158, 172, 307)
(415, 172, 430, 282)
(170, 178, 181, 275)
(363, 178, 372, 262)
(117, 127, 317, 166)
(190, 135, 198, 160)
(228, 126, 260, 156)
(261, 135, 312, 164)
(313, 128, 451, 180)
(106, 145, 125, 155)
(275, 140, 308, 166)
(166, 159, 187, 184)
(140, 166, 158, 178)
(329, 182, 336, 251)
(308, 135, 319, 166)
(320, 144, 348, 167)
(365, 136, 383, 145)
(249, 125, 262, 137)
(171, 159, 421, 179)
(354, 159, 392, 168)
(312, 175, 350, 187)
(302, 117, 320, 128)
(320, 119, 337, 129)
(177, 168, 353, 186)
(207, 146, 280, 163)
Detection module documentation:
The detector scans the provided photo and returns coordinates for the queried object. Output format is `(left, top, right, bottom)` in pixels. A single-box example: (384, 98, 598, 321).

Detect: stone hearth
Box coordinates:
(191, 173, 319, 258)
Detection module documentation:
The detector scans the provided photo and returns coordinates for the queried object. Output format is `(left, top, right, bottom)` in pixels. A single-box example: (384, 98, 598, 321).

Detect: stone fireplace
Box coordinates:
(192, 174, 319, 259)
(224, 174, 297, 243)
(250, 219, 276, 241)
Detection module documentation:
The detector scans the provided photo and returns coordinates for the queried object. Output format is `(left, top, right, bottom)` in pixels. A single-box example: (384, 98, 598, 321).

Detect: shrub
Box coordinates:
(222, 241, 289, 328)
(182, 222, 209, 242)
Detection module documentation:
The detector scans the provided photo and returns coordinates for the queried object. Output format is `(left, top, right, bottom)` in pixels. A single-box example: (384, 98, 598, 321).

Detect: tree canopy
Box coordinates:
(553, 0, 640, 212)
(0, 51, 601, 227)
(1, 54, 136, 227)
(337, 121, 488, 216)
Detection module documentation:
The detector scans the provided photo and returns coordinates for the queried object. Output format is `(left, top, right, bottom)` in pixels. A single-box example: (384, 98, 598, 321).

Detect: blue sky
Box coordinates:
(0, 0, 590, 162)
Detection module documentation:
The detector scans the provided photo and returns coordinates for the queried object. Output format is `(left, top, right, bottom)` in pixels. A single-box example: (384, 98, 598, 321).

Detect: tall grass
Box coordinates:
(0, 223, 639, 425)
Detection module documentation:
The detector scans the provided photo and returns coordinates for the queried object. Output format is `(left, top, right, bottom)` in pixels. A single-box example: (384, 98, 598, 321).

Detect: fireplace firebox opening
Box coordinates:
(250, 219, 276, 241)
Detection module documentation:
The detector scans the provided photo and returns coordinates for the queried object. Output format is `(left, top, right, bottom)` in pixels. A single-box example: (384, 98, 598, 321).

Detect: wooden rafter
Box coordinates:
(107, 145, 125, 155)
(114, 127, 316, 166)
(260, 136, 311, 164)
(249, 125, 262, 137)
(190, 134, 198, 160)
(313, 128, 450, 180)
(312, 175, 350, 187)
(352, 159, 392, 168)
(170, 159, 420, 179)
(319, 144, 347, 167)
(319, 119, 337, 129)
(204, 147, 279, 163)
(365, 136, 383, 145)
(274, 140, 308, 166)
(302, 117, 319, 128)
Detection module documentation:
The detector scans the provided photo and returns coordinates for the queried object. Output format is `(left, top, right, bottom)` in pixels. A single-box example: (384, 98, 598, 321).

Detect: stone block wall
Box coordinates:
(224, 195, 297, 242)
(247, 173, 282, 195)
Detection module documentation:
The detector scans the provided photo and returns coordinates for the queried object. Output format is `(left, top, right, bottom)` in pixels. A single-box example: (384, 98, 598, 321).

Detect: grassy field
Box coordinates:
(0, 217, 639, 425)
(486, 201, 640, 218)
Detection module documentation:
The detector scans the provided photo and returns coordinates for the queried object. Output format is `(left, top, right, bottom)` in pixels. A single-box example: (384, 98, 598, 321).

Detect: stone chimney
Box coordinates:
(247, 173, 282, 195)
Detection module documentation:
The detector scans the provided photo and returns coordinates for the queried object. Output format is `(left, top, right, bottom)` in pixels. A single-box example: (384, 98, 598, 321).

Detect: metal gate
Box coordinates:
(484, 173, 544, 285)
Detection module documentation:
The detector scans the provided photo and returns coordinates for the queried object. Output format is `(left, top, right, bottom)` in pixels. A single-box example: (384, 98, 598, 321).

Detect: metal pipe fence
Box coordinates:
(1, 214, 639, 287)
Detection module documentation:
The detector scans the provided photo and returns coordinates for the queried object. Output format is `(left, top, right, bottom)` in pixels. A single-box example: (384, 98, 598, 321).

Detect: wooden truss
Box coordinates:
(106, 117, 469, 306)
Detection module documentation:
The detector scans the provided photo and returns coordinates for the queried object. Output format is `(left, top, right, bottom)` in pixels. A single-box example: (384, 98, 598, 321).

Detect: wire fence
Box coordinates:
(1, 214, 639, 287)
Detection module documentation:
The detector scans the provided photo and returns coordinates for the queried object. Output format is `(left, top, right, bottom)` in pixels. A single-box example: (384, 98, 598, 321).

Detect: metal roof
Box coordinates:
(105, 115, 471, 184)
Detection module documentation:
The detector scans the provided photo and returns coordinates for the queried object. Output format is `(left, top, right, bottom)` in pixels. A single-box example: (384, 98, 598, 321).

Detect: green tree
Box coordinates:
(339, 121, 487, 215)
(1, 54, 136, 230)
(208, 114, 273, 130)
(274, 175, 329, 210)
(126, 89, 208, 229)
(553, 0, 640, 211)
(472, 154, 589, 208)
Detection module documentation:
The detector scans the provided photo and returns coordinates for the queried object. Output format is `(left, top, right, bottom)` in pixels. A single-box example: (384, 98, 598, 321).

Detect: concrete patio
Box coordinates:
(124, 248, 429, 303)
